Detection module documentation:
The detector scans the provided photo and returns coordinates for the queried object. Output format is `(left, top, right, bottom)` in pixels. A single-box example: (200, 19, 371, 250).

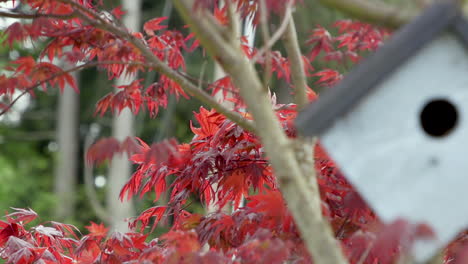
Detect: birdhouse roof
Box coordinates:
(296, 1, 468, 136)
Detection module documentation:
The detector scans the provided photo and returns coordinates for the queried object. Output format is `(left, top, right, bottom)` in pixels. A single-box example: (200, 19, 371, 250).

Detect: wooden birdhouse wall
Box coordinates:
(321, 33, 468, 252)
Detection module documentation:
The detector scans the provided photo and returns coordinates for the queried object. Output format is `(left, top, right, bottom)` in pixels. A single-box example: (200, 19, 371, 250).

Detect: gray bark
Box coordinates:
(54, 71, 79, 221)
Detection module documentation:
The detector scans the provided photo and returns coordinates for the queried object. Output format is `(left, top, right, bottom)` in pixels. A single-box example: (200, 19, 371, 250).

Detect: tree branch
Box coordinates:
(252, 3, 292, 63)
(283, 15, 308, 109)
(226, 0, 241, 45)
(173, 1, 348, 263)
(56, 0, 255, 133)
(0, 10, 76, 19)
(285, 17, 327, 244)
(316, 0, 416, 29)
(258, 0, 272, 87)
(0, 60, 147, 117)
(0, 61, 101, 116)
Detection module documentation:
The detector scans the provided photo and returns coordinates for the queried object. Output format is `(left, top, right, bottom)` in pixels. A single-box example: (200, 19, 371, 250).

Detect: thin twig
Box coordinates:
(252, 1, 293, 63)
(0, 60, 146, 116)
(57, 0, 255, 132)
(0, 61, 98, 116)
(0, 10, 76, 19)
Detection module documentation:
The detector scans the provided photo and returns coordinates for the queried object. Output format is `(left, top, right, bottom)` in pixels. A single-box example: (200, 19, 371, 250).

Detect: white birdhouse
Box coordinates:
(296, 0, 468, 259)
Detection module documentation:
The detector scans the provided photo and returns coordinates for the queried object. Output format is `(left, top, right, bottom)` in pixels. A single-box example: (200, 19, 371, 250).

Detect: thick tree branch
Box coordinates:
(316, 0, 416, 28)
(283, 16, 308, 109)
(173, 1, 348, 263)
(226, 0, 241, 45)
(56, 0, 255, 133)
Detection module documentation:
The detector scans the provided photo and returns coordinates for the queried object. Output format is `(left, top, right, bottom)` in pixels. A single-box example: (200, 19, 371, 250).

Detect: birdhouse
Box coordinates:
(296, 0, 468, 259)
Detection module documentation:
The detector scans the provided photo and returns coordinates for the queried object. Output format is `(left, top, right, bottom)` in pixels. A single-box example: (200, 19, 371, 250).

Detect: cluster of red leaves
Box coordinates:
(0, 208, 78, 264)
(119, 106, 277, 211)
(0, 0, 314, 118)
(86, 136, 142, 166)
(1, 1, 198, 118)
(307, 20, 390, 87)
(182, 17, 381, 108)
(0, 56, 78, 100)
(3, 1, 468, 264)
(94, 79, 182, 118)
(0, 208, 307, 264)
(0, 208, 217, 263)
(0, 182, 451, 264)
(0, 89, 464, 263)
(208, 37, 315, 105)
(111, 96, 440, 263)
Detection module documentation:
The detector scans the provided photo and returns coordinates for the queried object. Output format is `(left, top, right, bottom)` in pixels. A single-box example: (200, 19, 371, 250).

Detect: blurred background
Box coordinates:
(0, 0, 416, 233)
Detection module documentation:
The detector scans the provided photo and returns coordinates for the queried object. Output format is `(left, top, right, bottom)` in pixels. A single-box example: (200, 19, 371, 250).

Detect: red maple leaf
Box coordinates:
(85, 222, 108, 238)
(143, 17, 168, 36)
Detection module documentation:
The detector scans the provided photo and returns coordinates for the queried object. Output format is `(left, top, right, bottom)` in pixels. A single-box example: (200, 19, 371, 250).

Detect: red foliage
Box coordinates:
(85, 222, 108, 238)
(307, 20, 389, 87)
(2, 1, 468, 264)
(86, 136, 143, 166)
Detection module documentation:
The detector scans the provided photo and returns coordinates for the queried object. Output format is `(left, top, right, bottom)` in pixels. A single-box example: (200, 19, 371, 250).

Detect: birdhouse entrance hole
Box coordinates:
(420, 99, 458, 137)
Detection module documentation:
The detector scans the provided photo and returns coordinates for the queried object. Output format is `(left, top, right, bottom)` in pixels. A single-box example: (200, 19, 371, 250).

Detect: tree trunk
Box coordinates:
(106, 0, 142, 232)
(54, 71, 79, 221)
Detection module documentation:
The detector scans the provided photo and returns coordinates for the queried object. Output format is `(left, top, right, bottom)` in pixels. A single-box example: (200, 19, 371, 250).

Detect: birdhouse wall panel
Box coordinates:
(321, 33, 468, 253)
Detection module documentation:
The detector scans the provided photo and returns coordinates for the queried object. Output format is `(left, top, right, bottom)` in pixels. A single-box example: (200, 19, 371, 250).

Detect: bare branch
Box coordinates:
(316, 0, 416, 28)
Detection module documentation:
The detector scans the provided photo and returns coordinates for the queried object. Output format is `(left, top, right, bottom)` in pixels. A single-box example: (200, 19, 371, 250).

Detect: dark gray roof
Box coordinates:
(296, 1, 468, 136)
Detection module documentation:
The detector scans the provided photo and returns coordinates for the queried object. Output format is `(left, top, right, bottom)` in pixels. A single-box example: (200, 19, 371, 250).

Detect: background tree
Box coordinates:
(54, 68, 79, 221)
(105, 0, 141, 233)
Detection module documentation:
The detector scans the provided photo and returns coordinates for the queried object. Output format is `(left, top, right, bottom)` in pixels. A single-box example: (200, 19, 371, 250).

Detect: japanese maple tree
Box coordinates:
(0, 0, 466, 264)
